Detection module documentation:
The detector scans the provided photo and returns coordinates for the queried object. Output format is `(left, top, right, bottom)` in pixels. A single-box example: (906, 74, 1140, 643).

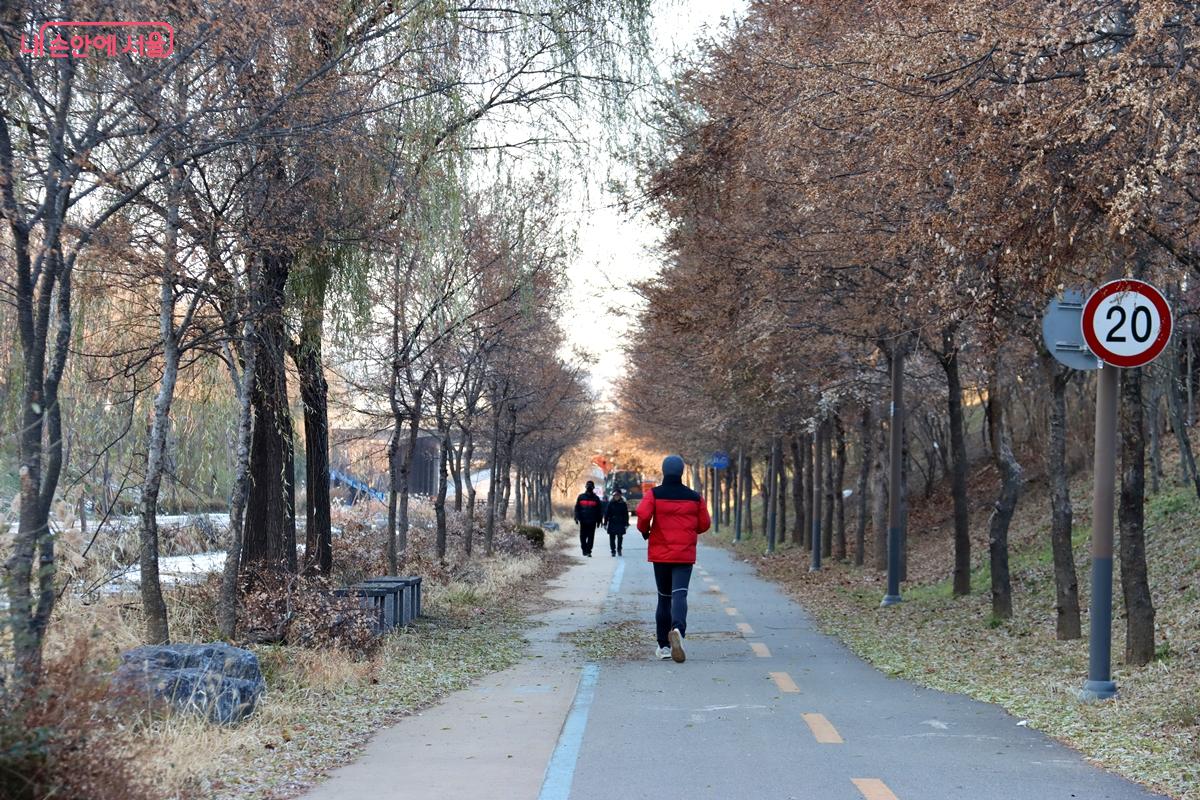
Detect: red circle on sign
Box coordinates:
(1081, 279, 1173, 368)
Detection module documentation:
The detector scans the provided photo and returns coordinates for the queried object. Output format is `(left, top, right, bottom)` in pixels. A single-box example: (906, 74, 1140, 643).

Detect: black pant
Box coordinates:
(653, 562, 693, 647)
(579, 522, 596, 555)
(608, 528, 625, 554)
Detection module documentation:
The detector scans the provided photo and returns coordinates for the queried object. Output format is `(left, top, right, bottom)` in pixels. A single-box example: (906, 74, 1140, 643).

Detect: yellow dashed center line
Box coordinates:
(724, 607, 739, 617)
(802, 713, 843, 743)
(769, 671, 799, 693)
(717, 594, 730, 604)
(737, 622, 755, 636)
(749, 642, 771, 658)
(852, 778, 899, 800)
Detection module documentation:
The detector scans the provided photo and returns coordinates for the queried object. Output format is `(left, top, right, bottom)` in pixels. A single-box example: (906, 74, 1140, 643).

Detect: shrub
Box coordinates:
(239, 573, 379, 655)
(515, 525, 545, 549)
(0, 639, 157, 800)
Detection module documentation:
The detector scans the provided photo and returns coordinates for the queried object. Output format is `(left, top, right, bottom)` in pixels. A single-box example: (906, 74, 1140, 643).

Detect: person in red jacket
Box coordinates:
(636, 455, 711, 662)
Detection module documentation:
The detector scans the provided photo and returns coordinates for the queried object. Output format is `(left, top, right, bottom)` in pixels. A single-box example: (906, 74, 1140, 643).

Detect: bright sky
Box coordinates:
(561, 0, 745, 408)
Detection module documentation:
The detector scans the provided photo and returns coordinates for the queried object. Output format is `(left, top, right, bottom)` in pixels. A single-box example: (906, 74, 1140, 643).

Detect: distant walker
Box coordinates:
(574, 480, 604, 558)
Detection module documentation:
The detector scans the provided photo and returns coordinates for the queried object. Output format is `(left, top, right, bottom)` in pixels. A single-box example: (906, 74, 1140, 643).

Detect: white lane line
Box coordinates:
(538, 664, 600, 800)
(608, 559, 625, 594)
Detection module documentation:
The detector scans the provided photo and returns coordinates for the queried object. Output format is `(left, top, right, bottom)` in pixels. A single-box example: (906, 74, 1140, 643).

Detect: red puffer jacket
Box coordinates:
(636, 477, 711, 563)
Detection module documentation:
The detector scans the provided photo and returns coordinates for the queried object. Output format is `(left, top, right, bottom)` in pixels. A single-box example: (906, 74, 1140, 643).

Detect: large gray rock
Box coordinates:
(114, 642, 265, 724)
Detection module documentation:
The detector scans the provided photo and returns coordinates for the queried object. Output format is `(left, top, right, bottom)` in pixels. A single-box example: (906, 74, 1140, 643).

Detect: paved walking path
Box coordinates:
(303, 535, 1167, 800)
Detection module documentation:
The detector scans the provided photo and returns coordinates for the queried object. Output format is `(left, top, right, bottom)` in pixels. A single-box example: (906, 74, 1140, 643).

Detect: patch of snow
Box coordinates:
(106, 551, 226, 591)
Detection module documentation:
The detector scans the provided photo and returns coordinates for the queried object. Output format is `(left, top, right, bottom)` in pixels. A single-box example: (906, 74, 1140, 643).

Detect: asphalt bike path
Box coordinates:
(303, 543, 617, 800)
(303, 535, 1165, 800)
(564, 537, 1165, 800)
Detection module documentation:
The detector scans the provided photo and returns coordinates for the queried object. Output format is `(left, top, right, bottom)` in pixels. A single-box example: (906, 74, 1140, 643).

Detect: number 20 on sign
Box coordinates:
(1081, 279, 1173, 369)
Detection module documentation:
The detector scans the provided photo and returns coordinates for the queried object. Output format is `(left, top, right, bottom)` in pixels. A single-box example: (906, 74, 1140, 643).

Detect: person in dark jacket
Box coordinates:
(636, 455, 711, 662)
(603, 489, 630, 557)
(574, 480, 604, 557)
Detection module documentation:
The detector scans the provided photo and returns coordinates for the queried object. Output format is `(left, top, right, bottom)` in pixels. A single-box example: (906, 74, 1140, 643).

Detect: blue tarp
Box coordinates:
(329, 468, 386, 503)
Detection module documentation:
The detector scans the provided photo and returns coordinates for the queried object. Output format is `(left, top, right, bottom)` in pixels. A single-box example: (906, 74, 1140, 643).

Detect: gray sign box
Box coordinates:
(1043, 289, 1101, 371)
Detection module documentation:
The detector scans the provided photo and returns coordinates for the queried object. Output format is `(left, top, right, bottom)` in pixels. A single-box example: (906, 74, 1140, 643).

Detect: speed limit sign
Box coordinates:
(1081, 279, 1173, 368)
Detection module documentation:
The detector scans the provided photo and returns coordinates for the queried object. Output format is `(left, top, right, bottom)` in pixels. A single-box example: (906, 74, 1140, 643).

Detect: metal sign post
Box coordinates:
(811, 418, 824, 573)
(1072, 279, 1172, 701)
(1083, 363, 1119, 700)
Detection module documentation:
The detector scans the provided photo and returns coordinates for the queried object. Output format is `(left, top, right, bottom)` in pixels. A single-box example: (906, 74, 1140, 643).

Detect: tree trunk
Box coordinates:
(733, 448, 744, 541)
(987, 362, 1020, 621)
(775, 437, 786, 545)
(451, 436, 464, 512)
(715, 466, 723, 533)
(386, 430, 400, 574)
(397, 396, 422, 557)
(463, 428, 477, 557)
(766, 438, 779, 553)
(1142, 371, 1161, 496)
(743, 453, 753, 537)
(790, 436, 805, 545)
(871, 408, 889, 571)
(435, 424, 450, 562)
(822, 422, 834, 559)
(811, 419, 824, 567)
(241, 250, 298, 575)
(720, 462, 729, 525)
(899, 414, 909, 581)
(1165, 334, 1200, 498)
(939, 334, 972, 596)
(138, 175, 186, 645)
(139, 305, 176, 644)
(499, 406, 516, 520)
(1189, 328, 1195, 426)
(802, 433, 814, 550)
(520, 467, 528, 524)
(760, 447, 770, 538)
(218, 330, 257, 641)
(9, 237, 72, 683)
(292, 312, 331, 575)
(1119, 367, 1156, 665)
(1041, 352, 1081, 639)
(854, 405, 871, 567)
(834, 413, 847, 560)
(485, 388, 502, 555)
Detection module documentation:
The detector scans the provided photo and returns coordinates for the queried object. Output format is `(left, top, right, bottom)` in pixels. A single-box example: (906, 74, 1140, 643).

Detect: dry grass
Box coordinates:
(18, 511, 568, 800)
(713, 440, 1200, 800)
(561, 619, 652, 661)
(144, 545, 559, 800)
(0, 638, 161, 800)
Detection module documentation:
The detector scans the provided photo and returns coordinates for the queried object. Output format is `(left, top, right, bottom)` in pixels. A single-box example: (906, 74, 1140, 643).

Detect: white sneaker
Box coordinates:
(669, 628, 686, 663)
(655, 646, 671, 660)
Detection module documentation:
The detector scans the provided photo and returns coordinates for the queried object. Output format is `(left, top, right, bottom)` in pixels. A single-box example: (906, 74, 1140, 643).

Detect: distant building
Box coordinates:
(393, 433, 440, 496)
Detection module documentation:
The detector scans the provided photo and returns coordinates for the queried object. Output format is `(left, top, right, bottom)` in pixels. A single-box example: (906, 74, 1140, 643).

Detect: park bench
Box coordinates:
(359, 576, 422, 626)
(331, 585, 393, 632)
(333, 576, 422, 631)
